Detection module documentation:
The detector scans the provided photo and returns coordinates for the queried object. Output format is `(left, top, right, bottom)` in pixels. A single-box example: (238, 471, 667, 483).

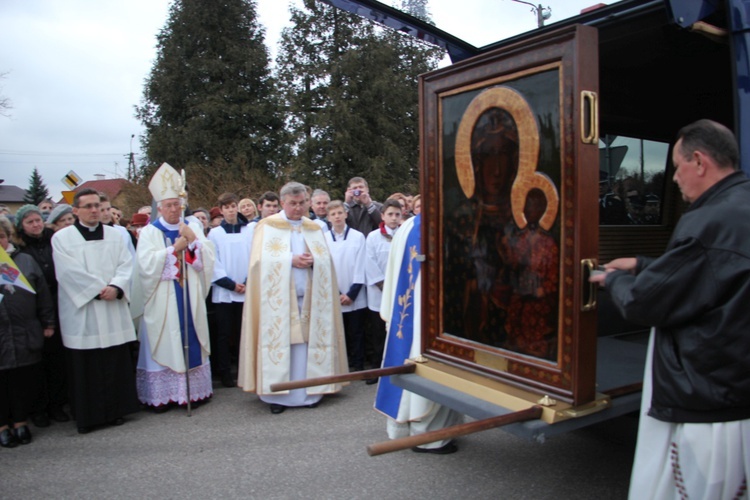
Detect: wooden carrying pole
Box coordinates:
(269, 364, 416, 392)
(366, 405, 544, 456)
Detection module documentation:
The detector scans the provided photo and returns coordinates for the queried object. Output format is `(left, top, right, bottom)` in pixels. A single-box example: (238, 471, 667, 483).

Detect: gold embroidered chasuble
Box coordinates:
(238, 214, 348, 395)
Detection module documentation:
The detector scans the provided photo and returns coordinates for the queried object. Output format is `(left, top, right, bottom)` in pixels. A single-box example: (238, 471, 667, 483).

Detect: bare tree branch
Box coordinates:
(0, 71, 12, 118)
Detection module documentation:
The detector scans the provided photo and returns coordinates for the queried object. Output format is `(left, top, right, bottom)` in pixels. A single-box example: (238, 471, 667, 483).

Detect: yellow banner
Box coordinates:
(0, 246, 36, 294)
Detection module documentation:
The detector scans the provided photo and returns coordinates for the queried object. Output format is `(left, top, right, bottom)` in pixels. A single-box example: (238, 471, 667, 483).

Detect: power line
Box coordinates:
(0, 160, 122, 165)
(0, 150, 123, 156)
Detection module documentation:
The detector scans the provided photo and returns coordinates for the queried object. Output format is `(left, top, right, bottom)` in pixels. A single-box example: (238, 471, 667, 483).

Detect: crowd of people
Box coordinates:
(3, 119, 747, 497)
(0, 168, 441, 450)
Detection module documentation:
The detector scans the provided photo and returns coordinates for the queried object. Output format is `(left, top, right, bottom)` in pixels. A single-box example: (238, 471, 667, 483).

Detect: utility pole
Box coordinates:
(509, 0, 552, 28)
(126, 134, 137, 181)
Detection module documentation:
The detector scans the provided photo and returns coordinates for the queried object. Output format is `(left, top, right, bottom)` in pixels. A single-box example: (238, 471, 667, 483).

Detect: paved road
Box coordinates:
(0, 380, 637, 499)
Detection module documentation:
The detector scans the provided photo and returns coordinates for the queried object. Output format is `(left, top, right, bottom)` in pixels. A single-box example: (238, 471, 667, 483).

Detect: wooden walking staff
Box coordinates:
(179, 169, 193, 417)
(269, 364, 416, 392)
(367, 405, 543, 456)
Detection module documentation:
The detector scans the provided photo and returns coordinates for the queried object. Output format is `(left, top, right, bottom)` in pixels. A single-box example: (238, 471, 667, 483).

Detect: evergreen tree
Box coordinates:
(398, 0, 434, 24)
(136, 0, 288, 179)
(24, 167, 49, 205)
(276, 0, 443, 200)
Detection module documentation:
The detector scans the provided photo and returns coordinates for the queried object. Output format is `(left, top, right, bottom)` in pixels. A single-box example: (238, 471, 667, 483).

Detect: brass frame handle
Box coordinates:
(580, 91, 599, 144)
(581, 258, 598, 311)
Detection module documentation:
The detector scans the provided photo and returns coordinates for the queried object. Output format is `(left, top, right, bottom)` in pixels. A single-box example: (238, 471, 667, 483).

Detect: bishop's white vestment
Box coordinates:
(134, 217, 215, 406)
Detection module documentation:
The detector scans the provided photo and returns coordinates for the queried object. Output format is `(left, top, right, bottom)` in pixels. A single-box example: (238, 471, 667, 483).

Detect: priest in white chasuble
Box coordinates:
(375, 214, 462, 454)
(52, 188, 140, 434)
(238, 182, 348, 414)
(134, 163, 215, 412)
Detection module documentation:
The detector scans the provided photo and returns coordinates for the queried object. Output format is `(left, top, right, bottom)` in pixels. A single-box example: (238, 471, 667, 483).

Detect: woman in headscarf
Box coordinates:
(14, 204, 69, 427)
(0, 216, 55, 447)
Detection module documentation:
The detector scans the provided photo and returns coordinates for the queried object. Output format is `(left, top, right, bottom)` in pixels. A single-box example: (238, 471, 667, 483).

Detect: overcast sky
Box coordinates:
(0, 0, 613, 201)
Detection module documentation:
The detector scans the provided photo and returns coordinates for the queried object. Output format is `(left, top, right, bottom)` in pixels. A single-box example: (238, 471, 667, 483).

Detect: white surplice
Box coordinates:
(208, 221, 255, 304)
(325, 225, 367, 312)
(365, 225, 394, 312)
(52, 224, 136, 349)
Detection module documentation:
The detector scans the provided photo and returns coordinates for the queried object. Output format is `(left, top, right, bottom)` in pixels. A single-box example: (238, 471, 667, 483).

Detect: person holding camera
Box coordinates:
(344, 177, 382, 236)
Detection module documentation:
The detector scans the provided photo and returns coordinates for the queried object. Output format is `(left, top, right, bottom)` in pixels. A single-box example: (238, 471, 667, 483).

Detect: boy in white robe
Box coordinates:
(364, 199, 402, 379)
(325, 200, 367, 371)
(208, 192, 255, 387)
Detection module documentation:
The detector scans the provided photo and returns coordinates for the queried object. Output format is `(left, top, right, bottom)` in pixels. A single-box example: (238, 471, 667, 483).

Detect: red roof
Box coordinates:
(56, 178, 132, 204)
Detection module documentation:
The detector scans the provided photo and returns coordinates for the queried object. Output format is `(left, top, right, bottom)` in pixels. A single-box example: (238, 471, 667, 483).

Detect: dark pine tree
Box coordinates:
(275, 0, 444, 201)
(24, 167, 50, 205)
(136, 0, 288, 180)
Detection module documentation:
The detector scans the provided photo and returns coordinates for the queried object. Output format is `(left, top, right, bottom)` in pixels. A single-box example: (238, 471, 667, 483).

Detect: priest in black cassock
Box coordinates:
(52, 188, 140, 434)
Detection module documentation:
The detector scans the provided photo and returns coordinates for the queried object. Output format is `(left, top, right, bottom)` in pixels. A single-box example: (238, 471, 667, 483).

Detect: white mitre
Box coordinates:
(148, 162, 183, 202)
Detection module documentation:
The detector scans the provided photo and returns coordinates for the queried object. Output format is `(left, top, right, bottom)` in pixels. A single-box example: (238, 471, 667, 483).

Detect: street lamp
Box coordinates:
(509, 0, 552, 28)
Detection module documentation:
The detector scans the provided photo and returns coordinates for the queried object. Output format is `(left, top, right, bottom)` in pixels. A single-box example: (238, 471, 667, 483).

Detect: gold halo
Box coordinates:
(454, 86, 558, 231)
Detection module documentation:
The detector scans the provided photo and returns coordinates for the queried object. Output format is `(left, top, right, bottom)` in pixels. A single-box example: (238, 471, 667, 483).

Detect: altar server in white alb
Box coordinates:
(238, 182, 348, 414)
(364, 199, 402, 378)
(52, 188, 140, 434)
(324, 200, 368, 372)
(135, 163, 215, 412)
(208, 192, 255, 388)
(375, 213, 462, 454)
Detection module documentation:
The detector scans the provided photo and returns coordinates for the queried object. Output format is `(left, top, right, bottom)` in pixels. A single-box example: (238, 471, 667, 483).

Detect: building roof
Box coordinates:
(58, 178, 131, 203)
(0, 182, 27, 203)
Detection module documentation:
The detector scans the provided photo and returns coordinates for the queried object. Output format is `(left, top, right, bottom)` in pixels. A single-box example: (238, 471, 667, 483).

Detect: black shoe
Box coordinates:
(188, 398, 210, 409)
(15, 425, 32, 445)
(49, 406, 70, 423)
(152, 404, 171, 414)
(77, 426, 91, 435)
(269, 404, 286, 414)
(0, 429, 18, 448)
(110, 418, 125, 426)
(220, 371, 235, 388)
(306, 402, 319, 409)
(412, 442, 458, 455)
(31, 412, 50, 428)
(365, 378, 379, 385)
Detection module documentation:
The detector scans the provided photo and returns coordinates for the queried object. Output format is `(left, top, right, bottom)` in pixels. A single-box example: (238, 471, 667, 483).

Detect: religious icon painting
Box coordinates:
(419, 25, 601, 405)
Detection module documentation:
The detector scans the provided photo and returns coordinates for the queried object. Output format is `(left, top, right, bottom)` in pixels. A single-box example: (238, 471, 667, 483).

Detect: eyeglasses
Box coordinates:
(79, 203, 101, 210)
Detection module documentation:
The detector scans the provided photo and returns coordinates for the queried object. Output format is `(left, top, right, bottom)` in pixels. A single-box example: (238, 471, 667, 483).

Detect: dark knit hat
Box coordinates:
(14, 204, 43, 230)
